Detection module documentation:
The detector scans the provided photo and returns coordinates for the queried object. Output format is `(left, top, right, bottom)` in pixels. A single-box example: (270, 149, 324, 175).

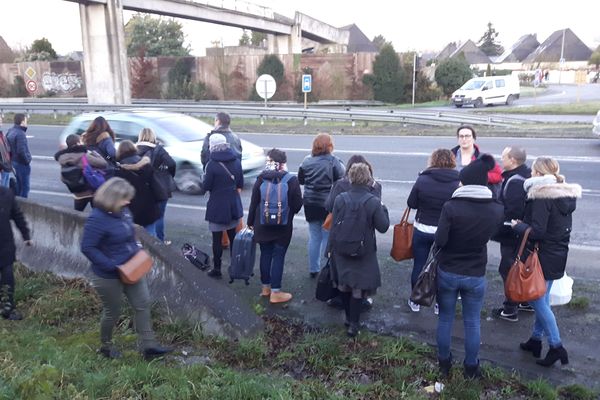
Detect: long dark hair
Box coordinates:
(345, 154, 374, 177)
(83, 116, 116, 146)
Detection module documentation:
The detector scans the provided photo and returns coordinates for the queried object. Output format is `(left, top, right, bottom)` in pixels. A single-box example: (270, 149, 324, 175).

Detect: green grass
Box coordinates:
(0, 265, 595, 399)
(475, 101, 600, 115)
(567, 296, 590, 310)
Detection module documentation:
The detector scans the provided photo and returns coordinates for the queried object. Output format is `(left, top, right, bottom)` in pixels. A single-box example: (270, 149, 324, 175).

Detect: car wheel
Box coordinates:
(175, 164, 203, 195)
(506, 94, 515, 105)
(473, 98, 483, 108)
(454, 104, 463, 108)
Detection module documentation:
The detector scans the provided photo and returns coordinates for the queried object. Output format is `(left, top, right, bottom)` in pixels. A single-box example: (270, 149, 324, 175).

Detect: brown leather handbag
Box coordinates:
(390, 207, 414, 262)
(505, 227, 546, 302)
(118, 250, 153, 284)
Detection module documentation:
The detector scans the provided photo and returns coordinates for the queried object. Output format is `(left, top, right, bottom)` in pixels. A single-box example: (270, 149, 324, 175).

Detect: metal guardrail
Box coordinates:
(0, 101, 529, 127)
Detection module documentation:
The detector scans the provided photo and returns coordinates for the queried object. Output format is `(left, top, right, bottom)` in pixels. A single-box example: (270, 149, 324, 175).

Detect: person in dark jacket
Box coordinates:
(54, 134, 108, 211)
(137, 128, 177, 244)
(0, 114, 13, 188)
(450, 125, 502, 195)
(435, 154, 503, 379)
(80, 177, 172, 360)
(202, 134, 244, 278)
(298, 133, 345, 277)
(406, 149, 460, 313)
(329, 163, 389, 337)
(81, 116, 117, 176)
(115, 140, 161, 236)
(6, 113, 31, 198)
(492, 146, 532, 321)
(324, 154, 381, 311)
(0, 186, 32, 320)
(511, 157, 581, 368)
(201, 112, 242, 169)
(247, 149, 302, 304)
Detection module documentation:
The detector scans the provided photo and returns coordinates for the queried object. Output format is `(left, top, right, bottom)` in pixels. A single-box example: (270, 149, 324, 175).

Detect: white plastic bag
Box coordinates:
(550, 273, 573, 306)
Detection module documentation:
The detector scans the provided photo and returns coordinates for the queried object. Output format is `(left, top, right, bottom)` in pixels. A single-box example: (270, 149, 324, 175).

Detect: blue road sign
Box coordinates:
(302, 74, 312, 93)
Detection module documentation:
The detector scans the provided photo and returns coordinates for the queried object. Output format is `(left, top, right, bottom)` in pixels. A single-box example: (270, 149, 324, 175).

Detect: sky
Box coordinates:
(1, 0, 599, 56)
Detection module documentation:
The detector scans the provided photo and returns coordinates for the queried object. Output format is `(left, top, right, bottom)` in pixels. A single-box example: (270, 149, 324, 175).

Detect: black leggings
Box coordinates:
(211, 228, 236, 268)
(0, 263, 15, 306)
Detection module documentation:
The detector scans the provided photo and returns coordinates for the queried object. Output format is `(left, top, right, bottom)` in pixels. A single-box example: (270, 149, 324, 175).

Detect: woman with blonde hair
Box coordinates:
(81, 177, 171, 360)
(511, 157, 581, 367)
(298, 133, 345, 277)
(137, 128, 176, 244)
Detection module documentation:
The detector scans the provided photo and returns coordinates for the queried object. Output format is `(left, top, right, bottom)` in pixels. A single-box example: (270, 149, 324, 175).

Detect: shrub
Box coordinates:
(434, 56, 473, 97)
(363, 43, 404, 103)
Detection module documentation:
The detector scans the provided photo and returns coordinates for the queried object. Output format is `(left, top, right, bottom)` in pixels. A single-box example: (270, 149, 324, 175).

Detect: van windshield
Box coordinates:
(461, 80, 486, 90)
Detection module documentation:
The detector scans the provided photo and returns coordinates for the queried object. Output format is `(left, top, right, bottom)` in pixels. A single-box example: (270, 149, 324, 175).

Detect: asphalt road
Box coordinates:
(21, 124, 600, 253)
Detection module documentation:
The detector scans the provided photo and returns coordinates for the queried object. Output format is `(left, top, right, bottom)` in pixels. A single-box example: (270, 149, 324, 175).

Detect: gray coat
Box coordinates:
(330, 185, 390, 291)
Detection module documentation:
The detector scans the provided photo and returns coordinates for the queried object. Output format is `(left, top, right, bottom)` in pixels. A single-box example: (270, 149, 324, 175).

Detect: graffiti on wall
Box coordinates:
(41, 72, 83, 93)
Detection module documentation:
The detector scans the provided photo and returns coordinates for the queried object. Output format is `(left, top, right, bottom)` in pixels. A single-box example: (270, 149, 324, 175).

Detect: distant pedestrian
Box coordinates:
(329, 163, 389, 337)
(80, 177, 172, 360)
(451, 125, 503, 197)
(201, 133, 244, 279)
(201, 112, 242, 169)
(298, 133, 345, 277)
(247, 148, 302, 303)
(137, 128, 177, 244)
(0, 115, 13, 188)
(54, 134, 108, 211)
(406, 149, 459, 313)
(492, 146, 532, 322)
(435, 154, 503, 378)
(6, 113, 31, 197)
(0, 185, 32, 320)
(116, 140, 160, 237)
(511, 157, 581, 367)
(81, 116, 117, 176)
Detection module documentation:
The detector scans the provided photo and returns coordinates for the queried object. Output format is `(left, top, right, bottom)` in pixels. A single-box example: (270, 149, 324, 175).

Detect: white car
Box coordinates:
(593, 110, 600, 136)
(60, 111, 265, 194)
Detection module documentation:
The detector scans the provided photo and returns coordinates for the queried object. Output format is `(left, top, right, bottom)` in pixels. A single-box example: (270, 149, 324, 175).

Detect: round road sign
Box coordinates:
(255, 74, 276, 99)
(26, 80, 37, 94)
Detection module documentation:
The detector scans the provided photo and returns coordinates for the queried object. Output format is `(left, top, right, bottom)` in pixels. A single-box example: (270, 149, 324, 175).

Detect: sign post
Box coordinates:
(302, 74, 312, 109)
(255, 74, 276, 108)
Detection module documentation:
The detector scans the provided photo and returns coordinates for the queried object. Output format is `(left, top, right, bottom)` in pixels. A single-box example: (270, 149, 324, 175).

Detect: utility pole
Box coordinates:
(412, 52, 417, 107)
(559, 29, 566, 84)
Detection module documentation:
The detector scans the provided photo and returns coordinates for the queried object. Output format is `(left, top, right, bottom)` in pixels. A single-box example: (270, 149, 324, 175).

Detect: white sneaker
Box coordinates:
(408, 299, 420, 312)
(434, 303, 439, 315)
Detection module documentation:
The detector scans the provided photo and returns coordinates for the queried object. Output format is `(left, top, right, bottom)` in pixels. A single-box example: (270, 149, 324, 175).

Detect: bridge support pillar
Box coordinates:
(79, 0, 131, 104)
(267, 23, 302, 54)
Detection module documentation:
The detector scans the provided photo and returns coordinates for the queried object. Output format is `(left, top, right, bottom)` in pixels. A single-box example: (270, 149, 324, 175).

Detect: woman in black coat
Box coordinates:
(247, 149, 302, 304)
(0, 186, 32, 320)
(511, 157, 581, 367)
(202, 134, 244, 279)
(406, 149, 459, 313)
(115, 140, 161, 235)
(329, 163, 389, 337)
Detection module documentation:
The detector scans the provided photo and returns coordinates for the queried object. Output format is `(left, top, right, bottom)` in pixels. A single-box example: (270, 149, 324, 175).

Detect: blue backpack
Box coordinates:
(81, 153, 106, 190)
(259, 173, 292, 225)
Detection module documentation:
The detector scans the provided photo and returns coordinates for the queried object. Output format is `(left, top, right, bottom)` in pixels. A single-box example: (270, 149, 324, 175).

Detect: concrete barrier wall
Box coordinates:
(14, 199, 263, 339)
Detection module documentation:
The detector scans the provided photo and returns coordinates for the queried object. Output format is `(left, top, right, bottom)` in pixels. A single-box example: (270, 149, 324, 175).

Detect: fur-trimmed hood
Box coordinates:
(527, 182, 582, 200)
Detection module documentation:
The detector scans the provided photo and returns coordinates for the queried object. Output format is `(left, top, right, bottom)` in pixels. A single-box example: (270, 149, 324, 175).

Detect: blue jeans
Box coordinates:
(144, 222, 157, 238)
(0, 171, 10, 187)
(530, 280, 562, 347)
(156, 200, 168, 241)
(436, 268, 486, 366)
(411, 228, 435, 288)
(308, 220, 329, 273)
(259, 241, 288, 290)
(12, 162, 30, 198)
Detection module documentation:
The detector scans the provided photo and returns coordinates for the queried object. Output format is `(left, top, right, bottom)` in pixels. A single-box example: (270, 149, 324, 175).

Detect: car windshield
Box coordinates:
(152, 115, 212, 142)
(461, 80, 486, 90)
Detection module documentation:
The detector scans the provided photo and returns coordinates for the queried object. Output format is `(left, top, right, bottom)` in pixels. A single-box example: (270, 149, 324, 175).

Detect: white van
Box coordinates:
(452, 75, 520, 108)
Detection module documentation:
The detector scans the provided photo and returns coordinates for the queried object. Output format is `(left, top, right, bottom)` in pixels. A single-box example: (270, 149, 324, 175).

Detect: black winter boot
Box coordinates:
(207, 261, 222, 279)
(438, 353, 452, 378)
(346, 297, 362, 338)
(463, 361, 482, 379)
(520, 338, 542, 358)
(536, 345, 569, 367)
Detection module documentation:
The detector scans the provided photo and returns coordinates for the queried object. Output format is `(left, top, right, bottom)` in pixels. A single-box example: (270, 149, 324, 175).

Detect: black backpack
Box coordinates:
(144, 146, 175, 201)
(60, 159, 88, 193)
(331, 192, 374, 258)
(0, 131, 12, 172)
(181, 243, 210, 270)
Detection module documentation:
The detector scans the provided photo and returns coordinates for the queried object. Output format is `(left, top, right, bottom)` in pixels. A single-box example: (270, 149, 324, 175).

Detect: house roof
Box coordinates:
(340, 24, 378, 53)
(450, 40, 491, 64)
(523, 28, 592, 63)
(436, 42, 458, 60)
(496, 34, 540, 63)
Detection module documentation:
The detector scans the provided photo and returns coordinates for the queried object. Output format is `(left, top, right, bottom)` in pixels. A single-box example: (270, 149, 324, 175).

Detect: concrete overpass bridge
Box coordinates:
(63, 0, 350, 104)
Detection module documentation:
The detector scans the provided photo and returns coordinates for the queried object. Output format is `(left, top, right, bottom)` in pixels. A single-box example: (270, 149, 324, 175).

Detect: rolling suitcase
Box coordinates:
(229, 227, 256, 285)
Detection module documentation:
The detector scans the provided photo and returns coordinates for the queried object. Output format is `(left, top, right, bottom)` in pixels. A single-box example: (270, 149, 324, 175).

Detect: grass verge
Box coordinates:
(1, 265, 598, 399)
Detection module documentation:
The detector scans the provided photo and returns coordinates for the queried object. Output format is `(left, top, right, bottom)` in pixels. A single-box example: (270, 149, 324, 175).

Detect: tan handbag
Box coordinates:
(322, 213, 333, 231)
(118, 250, 153, 284)
(390, 207, 414, 262)
(505, 228, 546, 302)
